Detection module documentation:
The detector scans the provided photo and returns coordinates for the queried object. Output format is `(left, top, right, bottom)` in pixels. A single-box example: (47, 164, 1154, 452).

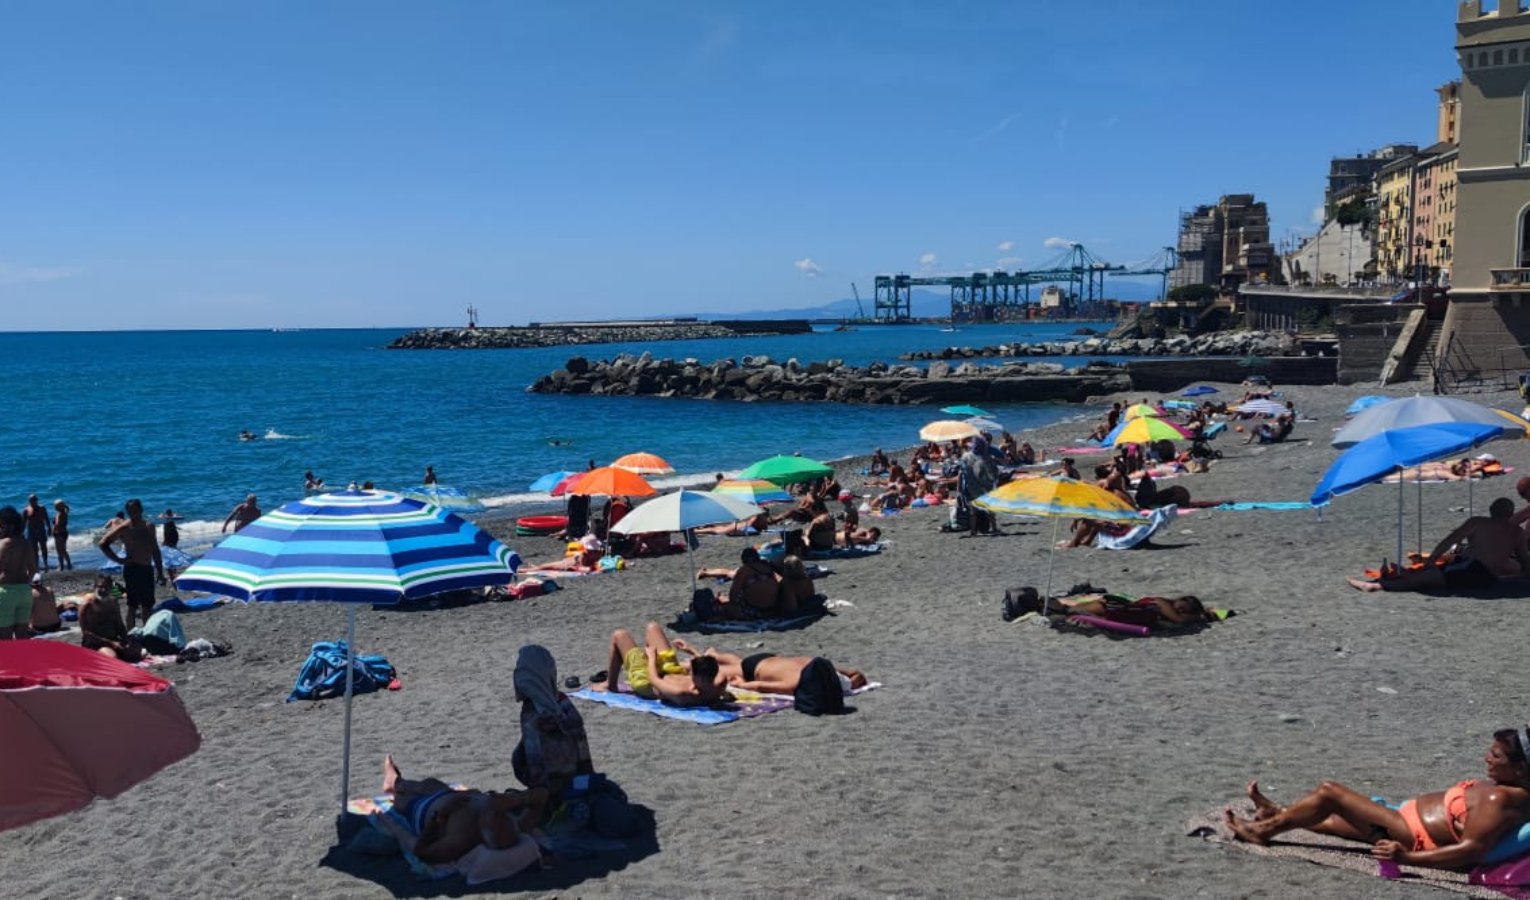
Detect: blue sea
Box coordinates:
(0, 322, 1112, 562)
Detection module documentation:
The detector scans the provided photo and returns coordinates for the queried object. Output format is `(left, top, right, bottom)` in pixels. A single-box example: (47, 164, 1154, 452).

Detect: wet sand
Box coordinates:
(5, 380, 1529, 899)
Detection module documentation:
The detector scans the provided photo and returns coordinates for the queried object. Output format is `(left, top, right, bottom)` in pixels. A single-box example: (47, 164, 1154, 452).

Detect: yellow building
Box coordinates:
(1374, 154, 1417, 282)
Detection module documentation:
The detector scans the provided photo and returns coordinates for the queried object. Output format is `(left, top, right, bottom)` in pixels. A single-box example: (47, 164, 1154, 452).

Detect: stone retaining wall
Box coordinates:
(388, 320, 811, 350)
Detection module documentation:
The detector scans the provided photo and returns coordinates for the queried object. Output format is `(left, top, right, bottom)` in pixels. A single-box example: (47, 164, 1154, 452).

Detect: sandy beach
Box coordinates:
(5, 379, 1530, 899)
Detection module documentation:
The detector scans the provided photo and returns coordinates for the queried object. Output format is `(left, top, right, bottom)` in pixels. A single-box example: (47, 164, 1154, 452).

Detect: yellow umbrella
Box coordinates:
(974, 477, 1142, 612)
(1110, 416, 1192, 447)
(919, 420, 981, 443)
(1122, 403, 1164, 420)
(1492, 408, 1530, 437)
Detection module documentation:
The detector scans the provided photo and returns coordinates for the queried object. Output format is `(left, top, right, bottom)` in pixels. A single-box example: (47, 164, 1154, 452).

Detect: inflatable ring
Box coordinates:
(515, 514, 568, 536)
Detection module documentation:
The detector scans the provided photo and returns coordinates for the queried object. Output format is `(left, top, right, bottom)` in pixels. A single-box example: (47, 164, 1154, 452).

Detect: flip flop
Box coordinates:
(590, 670, 608, 685)
(563, 675, 581, 690)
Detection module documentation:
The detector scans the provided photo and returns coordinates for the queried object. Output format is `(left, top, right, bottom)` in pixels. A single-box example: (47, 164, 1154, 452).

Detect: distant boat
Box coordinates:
(939, 326, 959, 333)
(833, 323, 856, 332)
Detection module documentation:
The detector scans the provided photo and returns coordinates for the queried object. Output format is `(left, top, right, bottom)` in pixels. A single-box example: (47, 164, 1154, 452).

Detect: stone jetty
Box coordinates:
(900, 330, 1303, 361)
(389, 319, 811, 350)
(529, 353, 1134, 405)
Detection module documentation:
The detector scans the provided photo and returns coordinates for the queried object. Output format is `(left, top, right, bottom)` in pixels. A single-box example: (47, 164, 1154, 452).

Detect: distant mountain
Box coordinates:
(690, 279, 1164, 320)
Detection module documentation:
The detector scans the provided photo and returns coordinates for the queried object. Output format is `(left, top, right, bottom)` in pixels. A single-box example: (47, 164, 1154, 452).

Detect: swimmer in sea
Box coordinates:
(239, 429, 256, 441)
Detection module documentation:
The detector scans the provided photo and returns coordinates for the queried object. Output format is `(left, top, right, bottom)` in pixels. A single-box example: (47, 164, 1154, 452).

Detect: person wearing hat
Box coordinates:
(29, 572, 61, 634)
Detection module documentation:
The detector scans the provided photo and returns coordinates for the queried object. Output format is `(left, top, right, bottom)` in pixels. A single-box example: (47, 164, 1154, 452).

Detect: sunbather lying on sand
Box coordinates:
(1223, 729, 1530, 870)
(593, 621, 728, 707)
(837, 525, 881, 547)
(694, 512, 769, 536)
(524, 545, 604, 574)
(372, 755, 547, 866)
(670, 640, 866, 694)
(1004, 587, 1214, 628)
(1347, 498, 1530, 593)
(1384, 458, 1498, 483)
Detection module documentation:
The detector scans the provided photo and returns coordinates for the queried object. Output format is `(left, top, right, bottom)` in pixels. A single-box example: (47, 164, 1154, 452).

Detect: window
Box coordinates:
(1495, 49, 1505, 66)
(1481, 51, 1490, 67)
(1512, 48, 1521, 64)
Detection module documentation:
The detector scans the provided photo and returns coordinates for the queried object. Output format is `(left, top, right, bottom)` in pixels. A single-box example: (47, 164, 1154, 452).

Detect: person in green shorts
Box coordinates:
(593, 621, 728, 707)
(0, 506, 38, 640)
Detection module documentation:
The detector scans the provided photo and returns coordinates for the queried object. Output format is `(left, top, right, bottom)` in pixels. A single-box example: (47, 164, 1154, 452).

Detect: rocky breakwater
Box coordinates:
(528, 352, 1133, 405)
(390, 320, 810, 350)
(900, 330, 1302, 361)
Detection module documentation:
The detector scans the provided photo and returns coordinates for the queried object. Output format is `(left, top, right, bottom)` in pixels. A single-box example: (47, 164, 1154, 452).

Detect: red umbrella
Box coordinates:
(0, 642, 201, 832)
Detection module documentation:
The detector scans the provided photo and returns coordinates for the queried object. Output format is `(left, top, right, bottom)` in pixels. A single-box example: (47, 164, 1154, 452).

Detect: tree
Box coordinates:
(1335, 199, 1370, 228)
(1167, 284, 1217, 304)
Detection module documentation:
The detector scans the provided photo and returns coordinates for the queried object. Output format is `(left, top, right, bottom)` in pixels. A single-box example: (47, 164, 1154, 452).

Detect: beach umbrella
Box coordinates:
(400, 484, 485, 513)
(611, 490, 765, 595)
(713, 479, 793, 505)
(973, 477, 1143, 614)
(1346, 395, 1392, 417)
(919, 420, 981, 443)
(0, 641, 201, 833)
(549, 472, 587, 497)
(1234, 399, 1287, 417)
(942, 404, 993, 418)
(567, 466, 657, 498)
(174, 489, 520, 817)
(611, 452, 676, 476)
(737, 454, 834, 486)
(529, 470, 578, 493)
(1182, 385, 1218, 397)
(99, 545, 196, 574)
(1108, 416, 1192, 447)
(1122, 403, 1164, 421)
(1310, 422, 1504, 565)
(965, 416, 1004, 434)
(1332, 395, 1524, 448)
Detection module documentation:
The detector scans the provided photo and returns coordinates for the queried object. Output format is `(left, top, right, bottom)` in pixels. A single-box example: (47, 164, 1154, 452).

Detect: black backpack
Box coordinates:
(793, 657, 846, 716)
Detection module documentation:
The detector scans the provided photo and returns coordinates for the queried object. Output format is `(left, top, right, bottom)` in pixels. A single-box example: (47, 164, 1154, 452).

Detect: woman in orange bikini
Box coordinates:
(1225, 729, 1530, 869)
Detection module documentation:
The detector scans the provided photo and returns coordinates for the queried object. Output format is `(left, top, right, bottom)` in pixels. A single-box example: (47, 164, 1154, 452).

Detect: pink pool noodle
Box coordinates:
(1066, 614, 1151, 637)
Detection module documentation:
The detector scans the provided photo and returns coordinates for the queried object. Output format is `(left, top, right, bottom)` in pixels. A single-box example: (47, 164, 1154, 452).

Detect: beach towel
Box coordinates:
(1058, 446, 1112, 455)
(689, 610, 828, 634)
(1212, 501, 1313, 511)
(289, 640, 399, 702)
(571, 682, 880, 726)
(1204, 421, 1227, 439)
(806, 543, 883, 560)
(1186, 805, 1530, 898)
(1094, 506, 1177, 550)
(346, 790, 542, 885)
(153, 594, 232, 614)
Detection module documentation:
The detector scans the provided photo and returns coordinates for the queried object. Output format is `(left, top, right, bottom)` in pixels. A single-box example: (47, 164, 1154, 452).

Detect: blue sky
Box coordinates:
(3, 1, 1463, 329)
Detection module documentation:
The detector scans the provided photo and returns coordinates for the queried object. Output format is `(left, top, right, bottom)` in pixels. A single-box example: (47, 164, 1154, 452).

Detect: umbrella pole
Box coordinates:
(1416, 472, 1423, 560)
(1468, 472, 1474, 517)
(1042, 517, 1060, 616)
(339, 605, 357, 819)
(1395, 467, 1404, 568)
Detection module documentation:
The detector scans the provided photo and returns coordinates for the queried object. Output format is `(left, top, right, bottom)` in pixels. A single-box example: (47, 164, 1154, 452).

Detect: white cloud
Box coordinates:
(1042, 237, 1076, 250)
(996, 256, 1024, 269)
(996, 240, 1015, 252)
(794, 257, 823, 278)
(918, 252, 938, 270)
(970, 112, 1020, 145)
(1310, 205, 1326, 225)
(0, 260, 78, 285)
(690, 17, 740, 67)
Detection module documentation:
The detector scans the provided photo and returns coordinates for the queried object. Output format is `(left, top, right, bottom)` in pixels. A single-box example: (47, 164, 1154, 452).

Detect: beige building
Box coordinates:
(1437, 80, 1461, 143)
(1374, 154, 1417, 282)
(1411, 142, 1458, 283)
(1437, 1, 1530, 377)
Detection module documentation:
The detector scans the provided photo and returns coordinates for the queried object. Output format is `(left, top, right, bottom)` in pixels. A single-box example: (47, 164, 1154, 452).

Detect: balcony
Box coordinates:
(1490, 268, 1530, 289)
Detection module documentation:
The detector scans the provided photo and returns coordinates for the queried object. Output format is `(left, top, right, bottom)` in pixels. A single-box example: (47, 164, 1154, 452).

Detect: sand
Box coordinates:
(5, 379, 1530, 899)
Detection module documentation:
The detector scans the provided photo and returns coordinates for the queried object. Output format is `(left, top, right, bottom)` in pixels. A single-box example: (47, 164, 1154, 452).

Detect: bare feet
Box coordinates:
(383, 755, 401, 794)
(1224, 808, 1271, 845)
(1345, 576, 1383, 593)
(1247, 780, 1281, 820)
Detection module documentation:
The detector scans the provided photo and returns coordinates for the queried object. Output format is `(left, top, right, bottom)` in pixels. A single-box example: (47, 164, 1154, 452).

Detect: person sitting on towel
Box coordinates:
(806, 500, 838, 551)
(373, 755, 547, 866)
(1347, 498, 1530, 593)
(774, 555, 816, 614)
(79, 574, 143, 661)
(29, 573, 62, 634)
(1223, 729, 1530, 871)
(593, 622, 728, 707)
(671, 641, 866, 695)
(511, 645, 593, 802)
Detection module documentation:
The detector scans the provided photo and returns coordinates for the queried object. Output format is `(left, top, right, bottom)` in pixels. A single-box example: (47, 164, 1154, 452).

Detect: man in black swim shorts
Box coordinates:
(1347, 498, 1530, 593)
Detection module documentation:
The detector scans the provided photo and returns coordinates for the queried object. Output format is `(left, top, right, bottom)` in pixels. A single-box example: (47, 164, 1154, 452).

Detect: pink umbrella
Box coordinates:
(0, 642, 201, 832)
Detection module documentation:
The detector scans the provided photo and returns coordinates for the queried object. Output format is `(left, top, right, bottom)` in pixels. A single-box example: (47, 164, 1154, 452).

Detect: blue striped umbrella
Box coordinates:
(173, 489, 520, 816)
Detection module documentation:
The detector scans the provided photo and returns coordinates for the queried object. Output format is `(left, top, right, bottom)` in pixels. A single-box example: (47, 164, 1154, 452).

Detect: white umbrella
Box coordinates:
(1235, 399, 1286, 417)
(610, 490, 764, 594)
(965, 416, 1004, 433)
(1333, 395, 1525, 448)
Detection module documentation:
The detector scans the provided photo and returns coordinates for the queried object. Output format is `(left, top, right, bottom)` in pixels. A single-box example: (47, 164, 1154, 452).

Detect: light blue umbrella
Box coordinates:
(1333, 395, 1523, 448)
(174, 489, 520, 816)
(1311, 422, 1505, 564)
(1346, 395, 1392, 417)
(942, 404, 993, 418)
(400, 484, 484, 513)
(1182, 385, 1218, 397)
(100, 545, 196, 574)
(529, 470, 578, 493)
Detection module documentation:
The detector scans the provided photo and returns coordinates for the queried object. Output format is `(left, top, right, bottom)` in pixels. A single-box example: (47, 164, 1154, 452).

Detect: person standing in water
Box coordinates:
(424, 465, 437, 486)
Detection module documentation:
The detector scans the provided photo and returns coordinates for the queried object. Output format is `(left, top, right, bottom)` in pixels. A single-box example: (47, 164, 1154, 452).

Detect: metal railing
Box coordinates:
(1430, 333, 1530, 395)
(1490, 268, 1530, 289)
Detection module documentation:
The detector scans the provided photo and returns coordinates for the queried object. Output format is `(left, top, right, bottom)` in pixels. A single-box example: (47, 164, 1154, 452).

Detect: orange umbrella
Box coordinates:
(611, 452, 675, 475)
(568, 466, 657, 497)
